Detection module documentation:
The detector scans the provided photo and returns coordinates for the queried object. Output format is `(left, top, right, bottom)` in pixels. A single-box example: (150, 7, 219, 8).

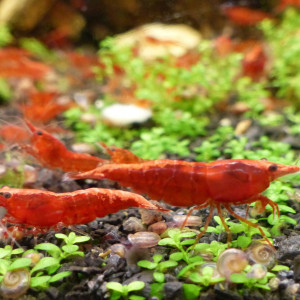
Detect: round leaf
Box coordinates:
(34, 243, 61, 258)
(169, 252, 184, 261)
(30, 276, 51, 288)
(8, 258, 31, 271)
(106, 282, 123, 293)
(137, 260, 157, 270)
(153, 272, 165, 283)
(49, 271, 72, 283)
(127, 281, 145, 292)
(30, 257, 60, 274)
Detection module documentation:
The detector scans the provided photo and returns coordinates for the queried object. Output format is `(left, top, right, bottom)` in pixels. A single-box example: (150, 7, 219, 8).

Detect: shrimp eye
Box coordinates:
(268, 164, 278, 172)
(0, 192, 11, 198)
(36, 131, 43, 136)
(261, 158, 267, 161)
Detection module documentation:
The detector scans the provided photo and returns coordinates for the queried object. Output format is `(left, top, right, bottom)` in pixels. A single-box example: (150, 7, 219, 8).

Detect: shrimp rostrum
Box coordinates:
(0, 186, 167, 229)
(68, 158, 300, 247)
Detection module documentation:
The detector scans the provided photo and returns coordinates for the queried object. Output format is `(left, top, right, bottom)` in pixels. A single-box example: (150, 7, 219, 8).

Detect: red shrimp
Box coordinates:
(222, 6, 273, 26)
(67, 158, 300, 247)
(0, 186, 167, 228)
(100, 142, 145, 164)
(23, 121, 105, 172)
(0, 124, 31, 143)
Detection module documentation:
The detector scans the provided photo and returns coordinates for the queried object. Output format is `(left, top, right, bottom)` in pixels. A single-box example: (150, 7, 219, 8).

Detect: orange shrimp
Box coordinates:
(0, 186, 167, 228)
(67, 158, 300, 247)
(222, 6, 273, 26)
(23, 120, 105, 172)
(0, 124, 31, 143)
(100, 142, 145, 164)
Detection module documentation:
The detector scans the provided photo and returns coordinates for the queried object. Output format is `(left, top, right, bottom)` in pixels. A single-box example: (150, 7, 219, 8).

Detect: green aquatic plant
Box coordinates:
(0, 25, 12, 47)
(137, 254, 178, 283)
(260, 8, 300, 103)
(106, 281, 145, 300)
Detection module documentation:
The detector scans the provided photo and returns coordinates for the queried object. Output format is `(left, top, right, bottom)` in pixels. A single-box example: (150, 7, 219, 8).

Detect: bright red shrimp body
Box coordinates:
(68, 158, 300, 246)
(0, 186, 167, 228)
(24, 121, 104, 172)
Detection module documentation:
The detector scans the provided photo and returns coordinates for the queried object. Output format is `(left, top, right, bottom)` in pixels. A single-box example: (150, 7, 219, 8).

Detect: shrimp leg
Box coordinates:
(194, 204, 215, 244)
(216, 203, 231, 245)
(224, 204, 274, 249)
(180, 200, 209, 229)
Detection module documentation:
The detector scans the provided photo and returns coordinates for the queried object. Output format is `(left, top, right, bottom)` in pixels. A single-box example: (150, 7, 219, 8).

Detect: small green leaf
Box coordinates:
(193, 243, 210, 252)
(0, 248, 11, 259)
(153, 272, 165, 283)
(254, 283, 270, 290)
(127, 281, 145, 292)
(73, 236, 91, 244)
(34, 243, 62, 258)
(230, 273, 248, 283)
(279, 215, 297, 225)
(106, 282, 124, 293)
(159, 260, 178, 271)
(167, 229, 180, 240)
(181, 239, 195, 246)
(236, 236, 252, 248)
(177, 261, 204, 278)
(189, 272, 203, 283)
(30, 276, 51, 288)
(0, 259, 10, 274)
(153, 254, 163, 264)
(11, 248, 25, 255)
(67, 232, 76, 245)
(188, 256, 204, 264)
(49, 271, 72, 282)
(271, 265, 289, 272)
(137, 260, 157, 270)
(129, 295, 145, 300)
(62, 245, 79, 253)
(169, 252, 184, 261)
(201, 266, 214, 277)
(179, 232, 197, 239)
(150, 282, 164, 300)
(8, 258, 31, 271)
(55, 233, 68, 242)
(30, 257, 60, 274)
(183, 283, 202, 300)
(158, 238, 177, 247)
(277, 204, 296, 214)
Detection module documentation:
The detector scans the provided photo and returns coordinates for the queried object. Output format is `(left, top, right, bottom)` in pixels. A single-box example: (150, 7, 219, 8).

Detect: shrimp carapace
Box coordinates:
(67, 158, 300, 247)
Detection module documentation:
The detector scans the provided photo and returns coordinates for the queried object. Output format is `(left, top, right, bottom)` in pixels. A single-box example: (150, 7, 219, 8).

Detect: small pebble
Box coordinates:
(101, 104, 152, 127)
(71, 142, 97, 154)
(139, 208, 162, 225)
(0, 165, 6, 177)
(123, 217, 145, 232)
(148, 221, 167, 235)
(110, 244, 126, 258)
(128, 232, 161, 248)
(172, 215, 202, 227)
(23, 165, 38, 185)
(80, 113, 98, 125)
(268, 277, 280, 291)
(234, 119, 251, 136)
(285, 283, 300, 297)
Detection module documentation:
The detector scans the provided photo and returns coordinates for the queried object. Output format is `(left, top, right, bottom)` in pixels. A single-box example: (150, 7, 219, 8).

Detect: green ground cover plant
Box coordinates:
(0, 232, 90, 291)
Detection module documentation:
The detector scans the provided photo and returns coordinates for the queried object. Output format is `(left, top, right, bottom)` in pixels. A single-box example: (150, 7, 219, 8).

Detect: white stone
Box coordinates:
(101, 103, 152, 127)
